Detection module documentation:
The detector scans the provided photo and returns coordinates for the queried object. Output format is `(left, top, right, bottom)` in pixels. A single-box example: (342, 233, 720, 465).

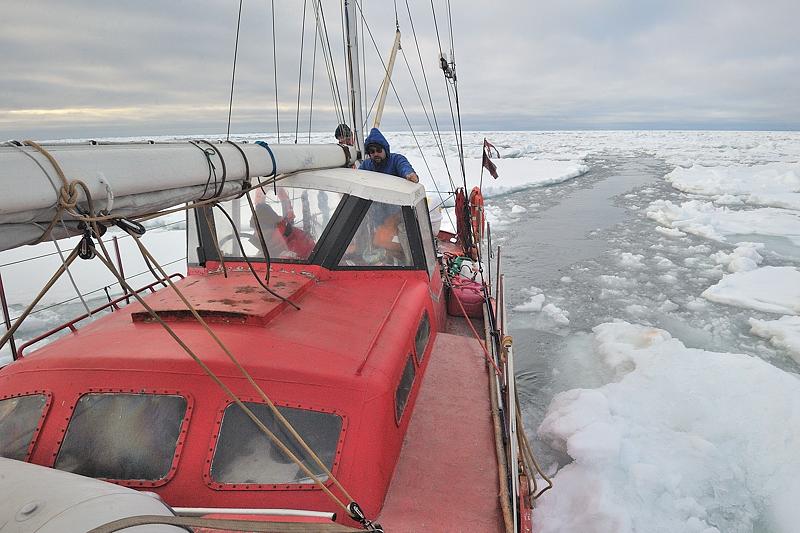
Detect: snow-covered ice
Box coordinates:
(666, 163, 800, 210)
(646, 200, 800, 249)
(536, 322, 800, 533)
(749, 316, 800, 363)
(701, 266, 800, 315)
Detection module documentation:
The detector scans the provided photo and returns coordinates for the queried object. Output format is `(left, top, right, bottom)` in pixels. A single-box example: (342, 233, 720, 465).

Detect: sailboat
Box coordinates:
(0, 2, 545, 531)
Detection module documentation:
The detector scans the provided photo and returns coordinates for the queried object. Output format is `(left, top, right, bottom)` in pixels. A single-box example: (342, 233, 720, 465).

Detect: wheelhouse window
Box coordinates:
(339, 201, 414, 267)
(415, 310, 431, 363)
(395, 355, 416, 423)
(210, 402, 343, 485)
(0, 394, 48, 461)
(415, 198, 438, 275)
(213, 187, 343, 262)
(54, 393, 187, 482)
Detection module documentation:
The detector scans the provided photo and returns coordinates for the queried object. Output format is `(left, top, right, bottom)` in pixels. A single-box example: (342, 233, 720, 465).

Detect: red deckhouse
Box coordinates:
(0, 166, 534, 531)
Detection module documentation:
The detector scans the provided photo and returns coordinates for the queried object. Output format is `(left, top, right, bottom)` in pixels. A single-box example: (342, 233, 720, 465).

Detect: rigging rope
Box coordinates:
(294, 0, 308, 144)
(308, 18, 318, 143)
(352, 2, 455, 229)
(428, 0, 467, 190)
(54, 224, 94, 320)
(270, 0, 281, 143)
(226, 0, 244, 140)
(404, 1, 452, 183)
(312, 0, 346, 126)
(62, 181, 366, 523)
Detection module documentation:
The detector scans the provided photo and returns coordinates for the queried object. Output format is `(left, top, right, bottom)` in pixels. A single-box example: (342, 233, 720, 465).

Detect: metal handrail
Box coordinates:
(15, 273, 184, 359)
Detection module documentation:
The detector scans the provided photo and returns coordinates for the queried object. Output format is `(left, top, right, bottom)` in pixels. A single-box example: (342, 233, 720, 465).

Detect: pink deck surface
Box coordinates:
(377, 332, 504, 532)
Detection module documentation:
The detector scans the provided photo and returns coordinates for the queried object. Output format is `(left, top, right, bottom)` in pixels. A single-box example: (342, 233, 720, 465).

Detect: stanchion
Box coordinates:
(0, 272, 17, 360)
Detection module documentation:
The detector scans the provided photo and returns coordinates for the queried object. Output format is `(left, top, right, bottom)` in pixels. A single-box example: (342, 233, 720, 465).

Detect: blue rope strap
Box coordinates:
(255, 141, 278, 194)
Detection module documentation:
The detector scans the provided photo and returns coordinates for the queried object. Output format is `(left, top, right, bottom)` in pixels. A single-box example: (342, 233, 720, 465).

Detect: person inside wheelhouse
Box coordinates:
(210, 182, 423, 269)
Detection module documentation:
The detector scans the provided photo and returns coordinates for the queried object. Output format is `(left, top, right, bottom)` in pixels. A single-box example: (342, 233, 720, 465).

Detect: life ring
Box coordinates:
(469, 186, 484, 244)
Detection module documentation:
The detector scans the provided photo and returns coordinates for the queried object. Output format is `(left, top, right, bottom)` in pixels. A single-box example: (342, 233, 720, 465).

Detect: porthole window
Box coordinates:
(55, 393, 187, 482)
(414, 310, 431, 363)
(395, 355, 416, 423)
(210, 402, 342, 485)
(0, 394, 48, 461)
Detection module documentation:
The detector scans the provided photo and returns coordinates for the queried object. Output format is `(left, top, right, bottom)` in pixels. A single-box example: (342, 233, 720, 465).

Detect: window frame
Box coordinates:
(204, 398, 348, 491)
(395, 353, 417, 425)
(0, 391, 52, 462)
(53, 389, 193, 488)
(414, 197, 438, 277)
(414, 309, 432, 364)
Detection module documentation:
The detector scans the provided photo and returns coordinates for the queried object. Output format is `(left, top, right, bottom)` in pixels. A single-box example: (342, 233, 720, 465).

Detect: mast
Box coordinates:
(343, 0, 365, 161)
(372, 28, 401, 129)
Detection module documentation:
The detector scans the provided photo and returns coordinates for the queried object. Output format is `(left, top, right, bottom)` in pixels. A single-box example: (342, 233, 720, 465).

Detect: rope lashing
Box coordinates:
(255, 140, 278, 194)
(225, 140, 252, 193)
(189, 140, 222, 200)
(21, 140, 83, 244)
(196, 139, 228, 198)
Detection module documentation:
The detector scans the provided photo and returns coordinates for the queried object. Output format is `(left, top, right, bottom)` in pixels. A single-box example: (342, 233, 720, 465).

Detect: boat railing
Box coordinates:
(172, 507, 335, 519)
(483, 221, 541, 533)
(14, 273, 184, 360)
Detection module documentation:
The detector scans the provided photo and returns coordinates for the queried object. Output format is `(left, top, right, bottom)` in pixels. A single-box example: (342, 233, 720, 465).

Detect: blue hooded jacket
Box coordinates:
(359, 128, 415, 178)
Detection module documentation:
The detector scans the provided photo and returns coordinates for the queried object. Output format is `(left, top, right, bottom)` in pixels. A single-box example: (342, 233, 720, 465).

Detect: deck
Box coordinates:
(376, 323, 504, 532)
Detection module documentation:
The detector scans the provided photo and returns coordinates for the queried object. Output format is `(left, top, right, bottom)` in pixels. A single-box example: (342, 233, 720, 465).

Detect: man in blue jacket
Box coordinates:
(359, 128, 419, 183)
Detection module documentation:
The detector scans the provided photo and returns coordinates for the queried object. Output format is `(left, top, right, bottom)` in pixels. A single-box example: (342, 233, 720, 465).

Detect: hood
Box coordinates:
(364, 128, 391, 155)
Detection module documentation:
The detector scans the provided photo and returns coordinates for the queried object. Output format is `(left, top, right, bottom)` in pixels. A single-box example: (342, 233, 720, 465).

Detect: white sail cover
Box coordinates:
(0, 141, 354, 251)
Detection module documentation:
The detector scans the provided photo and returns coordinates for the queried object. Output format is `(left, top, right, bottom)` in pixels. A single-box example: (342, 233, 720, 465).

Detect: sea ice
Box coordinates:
(655, 226, 686, 238)
(701, 266, 800, 315)
(408, 155, 589, 199)
(749, 316, 800, 363)
(710, 242, 763, 273)
(515, 293, 546, 313)
(665, 163, 800, 211)
(535, 322, 800, 533)
(646, 199, 800, 250)
(618, 253, 644, 269)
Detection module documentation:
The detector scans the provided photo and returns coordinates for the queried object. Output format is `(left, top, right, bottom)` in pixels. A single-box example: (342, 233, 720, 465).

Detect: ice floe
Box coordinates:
(666, 163, 800, 210)
(646, 199, 800, 251)
(701, 266, 800, 315)
(749, 316, 800, 363)
(536, 322, 800, 533)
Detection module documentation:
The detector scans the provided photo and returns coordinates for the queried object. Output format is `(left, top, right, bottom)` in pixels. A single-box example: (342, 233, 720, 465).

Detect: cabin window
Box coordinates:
(0, 394, 48, 461)
(54, 393, 187, 482)
(415, 198, 438, 276)
(395, 355, 416, 423)
(210, 402, 342, 485)
(339, 202, 414, 268)
(414, 310, 431, 363)
(213, 187, 343, 262)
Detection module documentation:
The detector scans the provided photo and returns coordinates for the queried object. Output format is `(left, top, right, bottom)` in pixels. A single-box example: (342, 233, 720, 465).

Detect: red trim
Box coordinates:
(52, 388, 193, 489)
(203, 397, 348, 492)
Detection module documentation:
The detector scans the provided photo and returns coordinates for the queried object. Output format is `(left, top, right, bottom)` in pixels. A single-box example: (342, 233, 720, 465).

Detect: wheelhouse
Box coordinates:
(189, 167, 439, 276)
(0, 167, 446, 520)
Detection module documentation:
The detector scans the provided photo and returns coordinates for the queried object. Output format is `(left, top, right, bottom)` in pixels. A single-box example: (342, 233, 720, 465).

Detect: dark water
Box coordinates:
(489, 154, 670, 461)
(491, 153, 798, 474)
(500, 155, 665, 287)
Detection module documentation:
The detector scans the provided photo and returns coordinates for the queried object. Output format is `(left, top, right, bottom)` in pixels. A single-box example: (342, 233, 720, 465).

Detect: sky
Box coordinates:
(1, 0, 798, 140)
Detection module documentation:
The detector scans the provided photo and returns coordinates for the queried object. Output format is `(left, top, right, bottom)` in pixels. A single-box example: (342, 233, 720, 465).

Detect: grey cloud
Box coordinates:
(1, 0, 798, 140)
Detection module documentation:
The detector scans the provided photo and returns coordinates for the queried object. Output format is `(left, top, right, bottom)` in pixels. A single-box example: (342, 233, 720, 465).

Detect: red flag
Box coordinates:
(482, 138, 499, 179)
